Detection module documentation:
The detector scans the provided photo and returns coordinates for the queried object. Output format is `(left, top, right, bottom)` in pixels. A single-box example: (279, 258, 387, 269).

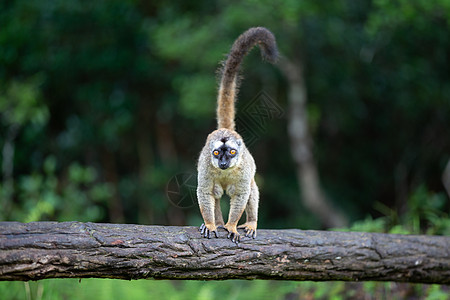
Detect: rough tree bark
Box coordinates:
(1, 222, 449, 283)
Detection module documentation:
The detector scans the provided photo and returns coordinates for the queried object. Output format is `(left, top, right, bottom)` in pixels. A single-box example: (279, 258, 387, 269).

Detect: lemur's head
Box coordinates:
(208, 129, 243, 170)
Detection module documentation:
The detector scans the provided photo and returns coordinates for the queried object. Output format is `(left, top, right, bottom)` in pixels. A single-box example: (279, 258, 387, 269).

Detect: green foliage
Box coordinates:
(3, 156, 113, 222)
(396, 185, 450, 235)
(0, 279, 448, 300)
(173, 74, 216, 118)
(367, 0, 450, 36)
(335, 185, 450, 236)
(0, 76, 49, 127)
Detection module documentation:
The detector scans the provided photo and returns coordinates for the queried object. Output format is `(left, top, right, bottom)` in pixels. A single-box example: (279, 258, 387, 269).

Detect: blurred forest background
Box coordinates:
(1, 0, 450, 298)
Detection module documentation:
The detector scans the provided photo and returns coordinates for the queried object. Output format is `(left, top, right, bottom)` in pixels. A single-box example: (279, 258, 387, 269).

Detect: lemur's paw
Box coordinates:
(224, 224, 240, 243)
(199, 223, 218, 239)
(238, 222, 257, 238)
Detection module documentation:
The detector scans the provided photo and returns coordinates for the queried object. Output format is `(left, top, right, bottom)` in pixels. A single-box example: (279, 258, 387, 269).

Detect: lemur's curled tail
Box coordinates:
(217, 27, 279, 130)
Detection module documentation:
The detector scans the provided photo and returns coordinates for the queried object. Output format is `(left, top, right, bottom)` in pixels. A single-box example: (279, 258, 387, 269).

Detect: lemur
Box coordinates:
(196, 27, 278, 243)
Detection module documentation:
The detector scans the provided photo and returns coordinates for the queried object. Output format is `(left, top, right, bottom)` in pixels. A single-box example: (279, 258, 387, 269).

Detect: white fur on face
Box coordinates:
(212, 140, 223, 151)
(209, 138, 242, 169)
(211, 140, 240, 153)
(225, 140, 239, 149)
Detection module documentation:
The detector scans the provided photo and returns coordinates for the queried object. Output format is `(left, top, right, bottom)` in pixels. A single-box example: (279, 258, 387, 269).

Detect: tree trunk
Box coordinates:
(279, 58, 348, 228)
(101, 149, 124, 223)
(443, 159, 450, 199)
(1, 222, 449, 283)
(1, 124, 20, 220)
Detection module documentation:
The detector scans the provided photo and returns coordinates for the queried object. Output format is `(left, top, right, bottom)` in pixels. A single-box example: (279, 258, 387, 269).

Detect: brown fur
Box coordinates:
(197, 28, 278, 243)
(217, 27, 278, 130)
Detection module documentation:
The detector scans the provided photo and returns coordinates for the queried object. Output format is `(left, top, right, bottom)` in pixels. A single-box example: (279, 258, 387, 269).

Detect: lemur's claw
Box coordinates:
(227, 232, 240, 243)
(199, 223, 218, 239)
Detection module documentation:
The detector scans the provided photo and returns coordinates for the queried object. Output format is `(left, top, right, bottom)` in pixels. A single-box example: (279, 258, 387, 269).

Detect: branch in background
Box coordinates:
(279, 58, 348, 228)
(1, 222, 449, 283)
(442, 159, 450, 199)
(1, 124, 20, 219)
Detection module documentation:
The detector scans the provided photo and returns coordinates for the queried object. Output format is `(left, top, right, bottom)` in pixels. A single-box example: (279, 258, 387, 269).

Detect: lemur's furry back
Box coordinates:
(217, 27, 279, 130)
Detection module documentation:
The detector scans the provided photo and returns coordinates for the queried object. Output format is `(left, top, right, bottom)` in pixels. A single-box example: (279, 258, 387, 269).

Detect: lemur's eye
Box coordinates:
(230, 149, 236, 155)
(213, 150, 219, 156)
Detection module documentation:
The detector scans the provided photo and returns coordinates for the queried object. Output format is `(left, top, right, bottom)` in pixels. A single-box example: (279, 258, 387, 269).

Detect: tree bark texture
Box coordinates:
(1, 222, 449, 283)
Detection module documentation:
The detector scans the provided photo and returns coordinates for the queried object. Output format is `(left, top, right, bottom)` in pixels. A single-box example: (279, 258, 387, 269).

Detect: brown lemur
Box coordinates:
(197, 27, 278, 243)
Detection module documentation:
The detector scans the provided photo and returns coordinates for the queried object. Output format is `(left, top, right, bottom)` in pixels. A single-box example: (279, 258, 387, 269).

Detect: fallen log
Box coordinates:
(0, 221, 449, 283)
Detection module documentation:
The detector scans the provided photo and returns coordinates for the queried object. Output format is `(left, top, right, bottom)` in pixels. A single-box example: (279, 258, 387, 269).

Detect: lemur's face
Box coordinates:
(210, 137, 242, 170)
